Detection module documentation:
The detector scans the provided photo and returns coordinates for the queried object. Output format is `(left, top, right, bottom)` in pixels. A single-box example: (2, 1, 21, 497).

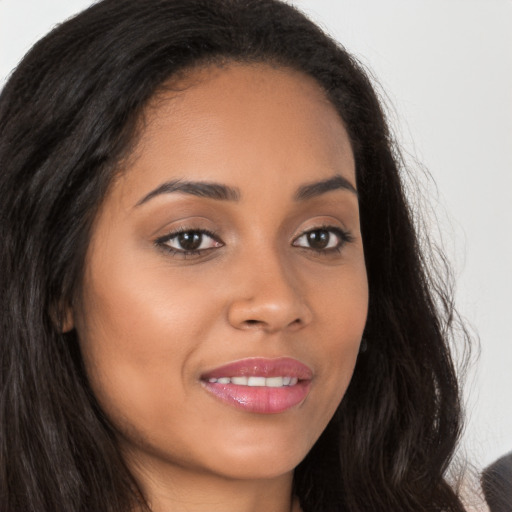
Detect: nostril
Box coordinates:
(227, 293, 312, 332)
(242, 317, 302, 329)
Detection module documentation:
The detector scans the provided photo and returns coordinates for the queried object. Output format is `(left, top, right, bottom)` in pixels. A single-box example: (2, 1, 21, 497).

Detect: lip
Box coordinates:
(200, 357, 313, 414)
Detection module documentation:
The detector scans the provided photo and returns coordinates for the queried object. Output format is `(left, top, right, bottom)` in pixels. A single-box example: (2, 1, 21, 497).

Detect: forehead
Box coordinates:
(116, 62, 355, 204)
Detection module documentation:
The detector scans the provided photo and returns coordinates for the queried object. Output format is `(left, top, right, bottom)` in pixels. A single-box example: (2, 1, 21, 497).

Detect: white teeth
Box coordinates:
(231, 376, 248, 385)
(247, 376, 266, 387)
(206, 376, 299, 387)
(265, 377, 284, 387)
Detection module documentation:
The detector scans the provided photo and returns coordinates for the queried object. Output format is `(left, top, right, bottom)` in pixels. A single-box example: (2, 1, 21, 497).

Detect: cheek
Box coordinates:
(307, 260, 368, 409)
(308, 253, 368, 339)
(74, 254, 220, 428)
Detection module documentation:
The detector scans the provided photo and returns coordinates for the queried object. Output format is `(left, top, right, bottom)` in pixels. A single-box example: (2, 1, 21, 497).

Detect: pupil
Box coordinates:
(307, 230, 330, 249)
(178, 232, 202, 251)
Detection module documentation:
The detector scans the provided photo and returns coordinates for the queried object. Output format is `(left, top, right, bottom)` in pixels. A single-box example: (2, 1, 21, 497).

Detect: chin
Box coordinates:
(197, 425, 315, 481)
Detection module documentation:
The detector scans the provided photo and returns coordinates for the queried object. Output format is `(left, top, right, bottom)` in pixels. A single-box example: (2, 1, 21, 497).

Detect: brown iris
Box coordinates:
(177, 232, 203, 251)
(306, 229, 331, 250)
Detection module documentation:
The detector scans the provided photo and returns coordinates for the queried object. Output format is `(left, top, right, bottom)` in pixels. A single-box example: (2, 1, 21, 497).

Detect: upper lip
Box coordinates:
(201, 357, 313, 381)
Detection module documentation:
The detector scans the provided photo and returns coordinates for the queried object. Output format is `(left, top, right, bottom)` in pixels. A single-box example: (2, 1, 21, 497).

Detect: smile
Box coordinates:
(201, 357, 312, 414)
(207, 376, 299, 387)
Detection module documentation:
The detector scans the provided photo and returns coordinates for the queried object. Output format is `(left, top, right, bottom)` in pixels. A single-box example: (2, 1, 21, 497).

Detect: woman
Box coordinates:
(0, 1, 469, 511)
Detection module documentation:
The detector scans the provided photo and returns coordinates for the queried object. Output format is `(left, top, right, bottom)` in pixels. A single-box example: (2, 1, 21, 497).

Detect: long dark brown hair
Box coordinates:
(0, 1, 469, 510)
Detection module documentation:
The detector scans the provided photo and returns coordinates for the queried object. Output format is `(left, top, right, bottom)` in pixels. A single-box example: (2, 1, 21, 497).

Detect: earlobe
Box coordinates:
(50, 302, 75, 333)
(60, 307, 75, 333)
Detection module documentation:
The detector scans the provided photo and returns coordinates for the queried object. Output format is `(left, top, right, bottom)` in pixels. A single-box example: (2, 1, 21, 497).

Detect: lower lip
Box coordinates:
(201, 380, 311, 414)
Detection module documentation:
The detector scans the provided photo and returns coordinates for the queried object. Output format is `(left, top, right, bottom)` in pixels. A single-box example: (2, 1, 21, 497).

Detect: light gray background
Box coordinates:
(1, 0, 511, 471)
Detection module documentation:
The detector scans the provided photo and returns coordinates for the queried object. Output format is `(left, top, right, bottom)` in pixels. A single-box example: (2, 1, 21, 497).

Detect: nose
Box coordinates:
(227, 250, 313, 334)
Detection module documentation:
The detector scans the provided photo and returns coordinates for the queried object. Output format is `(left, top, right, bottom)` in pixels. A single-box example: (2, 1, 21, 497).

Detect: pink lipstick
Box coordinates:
(200, 357, 313, 414)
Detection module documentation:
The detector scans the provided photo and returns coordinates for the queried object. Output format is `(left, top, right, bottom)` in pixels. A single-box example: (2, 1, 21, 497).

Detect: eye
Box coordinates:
(292, 227, 352, 252)
(156, 229, 223, 255)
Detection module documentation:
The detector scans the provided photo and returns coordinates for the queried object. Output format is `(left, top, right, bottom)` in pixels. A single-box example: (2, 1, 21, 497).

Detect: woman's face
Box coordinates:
(71, 63, 368, 484)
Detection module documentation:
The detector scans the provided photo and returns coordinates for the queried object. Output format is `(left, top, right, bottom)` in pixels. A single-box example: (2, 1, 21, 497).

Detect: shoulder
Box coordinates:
(481, 452, 512, 512)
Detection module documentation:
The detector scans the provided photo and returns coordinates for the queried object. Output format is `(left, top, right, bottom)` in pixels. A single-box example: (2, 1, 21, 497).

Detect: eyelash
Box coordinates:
(154, 225, 354, 258)
(155, 228, 222, 258)
(292, 225, 354, 255)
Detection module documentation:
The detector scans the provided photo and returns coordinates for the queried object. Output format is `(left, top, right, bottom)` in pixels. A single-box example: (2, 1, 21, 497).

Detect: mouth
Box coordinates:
(206, 375, 299, 387)
(200, 357, 313, 414)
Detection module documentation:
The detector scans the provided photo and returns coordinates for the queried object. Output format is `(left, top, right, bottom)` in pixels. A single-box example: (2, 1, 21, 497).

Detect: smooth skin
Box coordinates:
(69, 63, 369, 512)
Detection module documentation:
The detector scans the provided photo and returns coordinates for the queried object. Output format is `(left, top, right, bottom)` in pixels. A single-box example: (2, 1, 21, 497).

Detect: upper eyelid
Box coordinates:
(291, 226, 354, 252)
(154, 224, 353, 253)
(154, 229, 223, 257)
(292, 224, 352, 240)
(155, 225, 351, 241)
(156, 227, 220, 242)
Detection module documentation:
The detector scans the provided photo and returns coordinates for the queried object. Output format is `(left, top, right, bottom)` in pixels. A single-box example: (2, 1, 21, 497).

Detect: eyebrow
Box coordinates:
(136, 179, 241, 206)
(294, 174, 357, 200)
(136, 173, 357, 207)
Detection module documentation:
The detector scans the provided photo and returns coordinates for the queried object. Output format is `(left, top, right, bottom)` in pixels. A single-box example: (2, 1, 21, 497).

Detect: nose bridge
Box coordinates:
(227, 241, 312, 332)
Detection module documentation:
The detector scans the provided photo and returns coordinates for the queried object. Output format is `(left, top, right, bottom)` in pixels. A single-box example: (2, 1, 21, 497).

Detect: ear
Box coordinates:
(50, 301, 75, 333)
(60, 307, 75, 333)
